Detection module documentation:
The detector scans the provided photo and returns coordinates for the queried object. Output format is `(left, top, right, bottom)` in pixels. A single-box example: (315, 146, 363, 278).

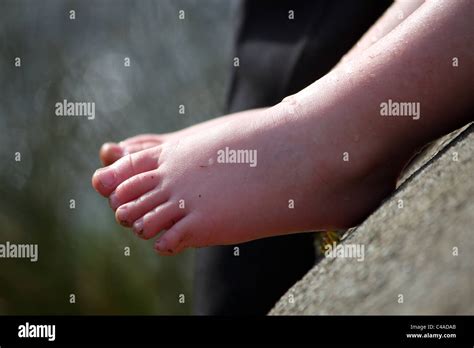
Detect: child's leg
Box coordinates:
(103, 0, 427, 167)
(335, 0, 425, 69)
(92, 0, 472, 255)
(193, 0, 393, 315)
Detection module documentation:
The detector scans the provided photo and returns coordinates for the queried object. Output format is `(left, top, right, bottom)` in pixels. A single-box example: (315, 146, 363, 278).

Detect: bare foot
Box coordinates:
(93, 0, 473, 256)
(92, 98, 408, 255)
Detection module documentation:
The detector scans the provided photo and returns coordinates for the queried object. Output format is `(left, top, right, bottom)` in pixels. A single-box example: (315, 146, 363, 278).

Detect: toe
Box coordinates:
(132, 201, 184, 240)
(99, 142, 124, 166)
(122, 141, 162, 155)
(154, 215, 195, 255)
(92, 145, 161, 197)
(109, 169, 160, 210)
(115, 187, 169, 227)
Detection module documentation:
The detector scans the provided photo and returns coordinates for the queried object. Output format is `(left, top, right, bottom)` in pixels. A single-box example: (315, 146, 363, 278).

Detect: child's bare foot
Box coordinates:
(92, 93, 411, 255)
(93, 0, 472, 256)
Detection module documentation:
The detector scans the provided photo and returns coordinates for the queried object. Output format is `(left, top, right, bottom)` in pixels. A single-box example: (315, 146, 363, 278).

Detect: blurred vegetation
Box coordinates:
(0, 0, 236, 314)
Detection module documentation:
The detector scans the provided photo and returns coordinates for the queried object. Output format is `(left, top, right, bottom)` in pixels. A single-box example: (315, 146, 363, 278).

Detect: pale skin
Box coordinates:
(100, 0, 425, 165)
(93, 0, 473, 255)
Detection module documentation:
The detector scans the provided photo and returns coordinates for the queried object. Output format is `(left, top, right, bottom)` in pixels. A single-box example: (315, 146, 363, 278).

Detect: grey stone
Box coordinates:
(270, 123, 474, 315)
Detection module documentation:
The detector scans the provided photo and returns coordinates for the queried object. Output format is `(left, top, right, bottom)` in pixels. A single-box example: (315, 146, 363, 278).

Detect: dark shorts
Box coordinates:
(193, 0, 392, 315)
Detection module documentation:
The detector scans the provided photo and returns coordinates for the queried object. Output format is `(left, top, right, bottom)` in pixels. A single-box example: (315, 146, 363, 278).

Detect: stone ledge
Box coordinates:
(270, 124, 474, 315)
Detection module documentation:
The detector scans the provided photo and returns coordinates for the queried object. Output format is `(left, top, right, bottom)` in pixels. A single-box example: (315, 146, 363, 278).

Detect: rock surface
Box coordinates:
(270, 123, 474, 315)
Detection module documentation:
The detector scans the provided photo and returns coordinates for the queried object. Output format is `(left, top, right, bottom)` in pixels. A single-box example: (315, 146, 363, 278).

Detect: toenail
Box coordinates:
(97, 169, 116, 188)
(133, 219, 144, 235)
(116, 205, 127, 220)
(155, 239, 167, 251)
(109, 192, 118, 209)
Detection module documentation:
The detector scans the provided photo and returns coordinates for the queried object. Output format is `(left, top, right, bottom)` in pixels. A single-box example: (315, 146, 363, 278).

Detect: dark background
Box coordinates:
(0, 0, 238, 314)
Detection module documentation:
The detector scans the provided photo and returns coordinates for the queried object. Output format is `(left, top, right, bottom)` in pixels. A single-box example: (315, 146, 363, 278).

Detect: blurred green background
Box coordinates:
(0, 0, 237, 314)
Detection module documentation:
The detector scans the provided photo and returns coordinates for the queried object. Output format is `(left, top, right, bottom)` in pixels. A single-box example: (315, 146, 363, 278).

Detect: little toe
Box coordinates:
(99, 142, 124, 166)
(154, 215, 195, 255)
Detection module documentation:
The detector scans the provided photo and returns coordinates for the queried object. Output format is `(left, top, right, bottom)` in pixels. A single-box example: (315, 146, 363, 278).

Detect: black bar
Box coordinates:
(0, 315, 473, 345)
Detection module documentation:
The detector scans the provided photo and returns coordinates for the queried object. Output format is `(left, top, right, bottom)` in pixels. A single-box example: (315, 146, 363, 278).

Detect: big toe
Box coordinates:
(92, 146, 161, 197)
